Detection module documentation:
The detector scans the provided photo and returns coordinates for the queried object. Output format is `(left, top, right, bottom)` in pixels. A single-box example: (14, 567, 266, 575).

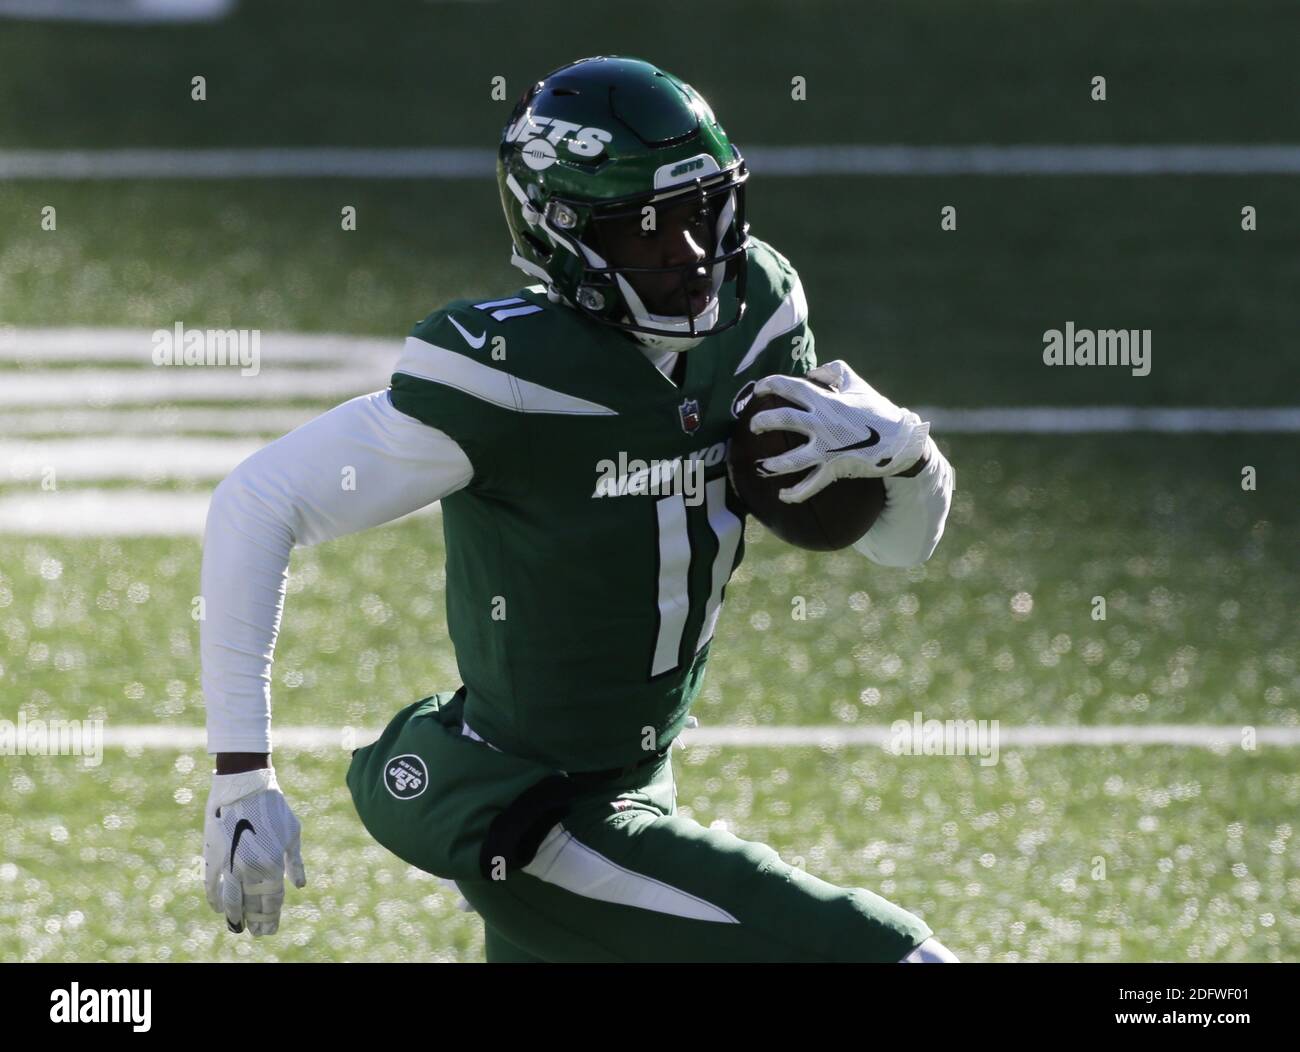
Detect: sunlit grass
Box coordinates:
(2, 745, 1296, 962)
(2, 436, 1295, 732)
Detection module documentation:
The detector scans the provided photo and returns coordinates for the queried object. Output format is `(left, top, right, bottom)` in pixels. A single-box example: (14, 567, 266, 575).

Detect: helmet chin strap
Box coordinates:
(630, 329, 707, 353)
(617, 270, 724, 353)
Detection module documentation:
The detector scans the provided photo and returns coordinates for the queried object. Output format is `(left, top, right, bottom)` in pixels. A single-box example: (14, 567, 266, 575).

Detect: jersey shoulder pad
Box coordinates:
(395, 287, 553, 394)
(387, 290, 551, 485)
(406, 289, 549, 360)
(732, 237, 812, 377)
(745, 235, 802, 304)
(390, 286, 614, 457)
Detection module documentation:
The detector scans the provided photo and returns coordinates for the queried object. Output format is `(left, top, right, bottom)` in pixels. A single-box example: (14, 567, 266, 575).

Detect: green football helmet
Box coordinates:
(497, 55, 750, 352)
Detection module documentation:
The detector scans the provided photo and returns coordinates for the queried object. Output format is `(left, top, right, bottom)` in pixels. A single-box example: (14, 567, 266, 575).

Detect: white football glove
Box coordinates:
(203, 767, 306, 936)
(750, 360, 931, 503)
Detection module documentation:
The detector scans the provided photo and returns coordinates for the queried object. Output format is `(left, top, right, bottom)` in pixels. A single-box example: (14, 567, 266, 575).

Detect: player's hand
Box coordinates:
(749, 360, 931, 503)
(203, 767, 306, 936)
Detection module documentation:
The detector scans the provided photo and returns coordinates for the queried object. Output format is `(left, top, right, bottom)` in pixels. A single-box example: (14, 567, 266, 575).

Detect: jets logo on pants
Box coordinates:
(385, 755, 428, 799)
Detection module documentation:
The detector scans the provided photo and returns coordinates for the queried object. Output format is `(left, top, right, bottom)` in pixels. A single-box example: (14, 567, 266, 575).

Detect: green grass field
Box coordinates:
(2, 436, 1297, 730)
(2, 435, 1297, 961)
(4, 746, 1297, 962)
(1, 0, 1297, 963)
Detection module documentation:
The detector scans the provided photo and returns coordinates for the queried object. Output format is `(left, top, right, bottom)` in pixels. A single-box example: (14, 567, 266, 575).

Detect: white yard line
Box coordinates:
(0, 326, 1296, 535)
(1, 403, 1297, 533)
(748, 144, 1300, 176)
(0, 368, 388, 407)
(0, 407, 315, 435)
(0, 0, 236, 24)
(2, 437, 266, 481)
(91, 723, 1300, 751)
(0, 328, 398, 364)
(4, 145, 1300, 179)
(687, 725, 1298, 748)
(0, 489, 440, 535)
(0, 490, 218, 535)
(917, 406, 1300, 433)
(0, 147, 494, 179)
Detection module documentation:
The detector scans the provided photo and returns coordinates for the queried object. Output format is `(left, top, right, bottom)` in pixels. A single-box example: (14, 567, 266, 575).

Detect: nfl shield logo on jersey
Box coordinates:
(678, 398, 702, 434)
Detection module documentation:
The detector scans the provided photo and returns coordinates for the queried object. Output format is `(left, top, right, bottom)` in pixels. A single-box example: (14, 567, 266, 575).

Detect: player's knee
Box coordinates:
(899, 936, 960, 963)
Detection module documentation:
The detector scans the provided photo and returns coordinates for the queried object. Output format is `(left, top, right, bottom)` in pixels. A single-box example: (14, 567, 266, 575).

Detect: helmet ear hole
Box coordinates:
(521, 231, 552, 261)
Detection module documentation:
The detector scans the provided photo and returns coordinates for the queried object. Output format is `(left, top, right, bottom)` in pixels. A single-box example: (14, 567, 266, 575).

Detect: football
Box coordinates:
(727, 378, 887, 551)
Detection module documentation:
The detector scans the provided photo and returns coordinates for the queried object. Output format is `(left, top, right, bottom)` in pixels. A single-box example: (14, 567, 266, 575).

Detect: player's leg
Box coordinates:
(456, 754, 936, 962)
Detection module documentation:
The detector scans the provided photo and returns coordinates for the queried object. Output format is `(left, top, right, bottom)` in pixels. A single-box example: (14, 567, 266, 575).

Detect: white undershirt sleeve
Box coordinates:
(201, 389, 473, 755)
(852, 435, 955, 568)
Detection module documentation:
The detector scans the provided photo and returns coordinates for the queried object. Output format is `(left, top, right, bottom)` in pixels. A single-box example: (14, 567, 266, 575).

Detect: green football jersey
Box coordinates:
(389, 237, 815, 771)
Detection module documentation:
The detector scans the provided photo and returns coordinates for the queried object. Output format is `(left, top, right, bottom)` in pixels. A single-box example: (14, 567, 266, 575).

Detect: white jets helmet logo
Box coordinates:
(521, 138, 556, 171)
(506, 113, 613, 171)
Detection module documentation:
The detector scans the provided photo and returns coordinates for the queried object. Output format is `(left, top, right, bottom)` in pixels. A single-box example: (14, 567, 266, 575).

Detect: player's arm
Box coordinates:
(749, 272, 954, 568)
(200, 388, 473, 935)
(752, 359, 953, 567)
(854, 431, 953, 568)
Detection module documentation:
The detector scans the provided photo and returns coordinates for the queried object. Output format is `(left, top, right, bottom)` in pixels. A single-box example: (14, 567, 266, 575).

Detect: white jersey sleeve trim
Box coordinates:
(395, 336, 618, 416)
(733, 277, 808, 375)
(201, 389, 473, 755)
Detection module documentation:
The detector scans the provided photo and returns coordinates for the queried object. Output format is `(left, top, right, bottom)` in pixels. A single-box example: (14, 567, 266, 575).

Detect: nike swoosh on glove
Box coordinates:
(750, 360, 931, 503)
(203, 767, 306, 936)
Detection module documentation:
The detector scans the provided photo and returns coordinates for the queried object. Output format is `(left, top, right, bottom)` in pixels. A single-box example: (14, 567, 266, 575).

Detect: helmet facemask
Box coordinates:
(515, 163, 750, 352)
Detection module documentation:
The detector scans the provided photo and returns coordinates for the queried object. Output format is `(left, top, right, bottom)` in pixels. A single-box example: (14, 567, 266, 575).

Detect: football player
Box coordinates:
(201, 56, 957, 962)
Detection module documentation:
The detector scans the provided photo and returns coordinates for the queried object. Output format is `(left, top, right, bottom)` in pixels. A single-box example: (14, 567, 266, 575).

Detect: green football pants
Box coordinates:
(452, 748, 933, 963)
